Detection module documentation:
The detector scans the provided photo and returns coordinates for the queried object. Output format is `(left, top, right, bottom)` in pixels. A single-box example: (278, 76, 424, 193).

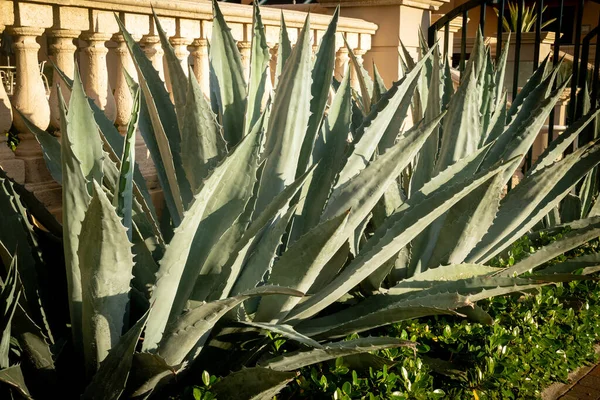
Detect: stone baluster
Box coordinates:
(334, 46, 349, 83)
(189, 38, 210, 97)
(8, 26, 61, 212)
(110, 33, 139, 135)
(0, 24, 22, 183)
(237, 41, 252, 82)
(170, 36, 192, 73)
(80, 32, 117, 122)
(48, 29, 80, 131)
(350, 48, 366, 91)
(8, 27, 50, 134)
(140, 34, 165, 81)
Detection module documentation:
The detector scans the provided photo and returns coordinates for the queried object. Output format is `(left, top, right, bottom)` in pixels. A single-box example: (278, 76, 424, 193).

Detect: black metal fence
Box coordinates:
(428, 0, 600, 173)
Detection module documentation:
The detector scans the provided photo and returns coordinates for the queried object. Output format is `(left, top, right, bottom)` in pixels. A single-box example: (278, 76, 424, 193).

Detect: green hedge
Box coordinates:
(186, 234, 600, 400)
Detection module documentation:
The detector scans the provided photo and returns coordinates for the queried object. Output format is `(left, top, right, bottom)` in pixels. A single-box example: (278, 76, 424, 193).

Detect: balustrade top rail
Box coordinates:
(0, 0, 378, 37)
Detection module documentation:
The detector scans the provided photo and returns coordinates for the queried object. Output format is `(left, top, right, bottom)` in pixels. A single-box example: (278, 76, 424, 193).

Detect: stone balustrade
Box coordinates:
(0, 0, 378, 216)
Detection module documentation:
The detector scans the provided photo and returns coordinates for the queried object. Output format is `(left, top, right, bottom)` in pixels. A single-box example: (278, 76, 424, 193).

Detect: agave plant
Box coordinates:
(497, 1, 556, 33)
(1, 1, 599, 398)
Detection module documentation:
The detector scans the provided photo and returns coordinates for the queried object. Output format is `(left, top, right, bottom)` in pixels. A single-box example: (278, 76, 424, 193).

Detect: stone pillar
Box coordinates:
(189, 38, 210, 97)
(335, 47, 349, 82)
(110, 33, 139, 134)
(80, 32, 117, 123)
(237, 41, 252, 82)
(140, 34, 165, 81)
(319, 0, 449, 87)
(8, 27, 51, 134)
(48, 29, 80, 131)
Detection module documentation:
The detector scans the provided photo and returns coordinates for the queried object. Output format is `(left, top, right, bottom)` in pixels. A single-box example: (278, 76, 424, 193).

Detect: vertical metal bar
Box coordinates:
(444, 22, 450, 60)
(496, 0, 505, 61)
(533, 0, 543, 69)
(591, 14, 600, 108)
(460, 10, 468, 75)
(569, 0, 585, 123)
(480, 2, 487, 34)
(428, 24, 436, 48)
(547, 0, 564, 147)
(512, 0, 524, 102)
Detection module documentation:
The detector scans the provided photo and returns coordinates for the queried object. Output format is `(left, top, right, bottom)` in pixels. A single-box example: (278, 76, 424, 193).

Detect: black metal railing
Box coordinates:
(429, 0, 600, 178)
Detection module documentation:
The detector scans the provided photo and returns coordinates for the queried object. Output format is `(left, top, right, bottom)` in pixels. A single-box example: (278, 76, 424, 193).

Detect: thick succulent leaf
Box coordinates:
(67, 68, 104, 185)
(292, 70, 352, 240)
(0, 365, 31, 399)
(221, 166, 316, 301)
(535, 252, 600, 275)
(297, 7, 339, 176)
(434, 61, 480, 173)
(54, 63, 158, 227)
(481, 92, 507, 147)
(0, 170, 47, 328)
(245, 3, 270, 136)
(286, 158, 511, 323)
(529, 109, 600, 175)
(580, 167, 598, 218)
(407, 144, 493, 275)
(113, 85, 139, 239)
(116, 16, 191, 219)
(296, 293, 468, 339)
(79, 181, 134, 373)
(498, 216, 600, 277)
(210, 367, 296, 400)
(485, 80, 569, 182)
(0, 256, 20, 369)
(181, 71, 227, 193)
(174, 116, 262, 307)
(18, 111, 62, 184)
(337, 48, 433, 187)
(425, 172, 506, 268)
(153, 10, 188, 128)
(371, 63, 387, 105)
(391, 264, 501, 296)
(345, 38, 373, 114)
(468, 144, 600, 263)
(255, 16, 312, 215)
(60, 82, 99, 353)
(275, 13, 292, 88)
(144, 128, 262, 351)
(411, 48, 443, 194)
(128, 353, 176, 399)
(81, 311, 148, 400)
(231, 205, 297, 300)
(210, 0, 247, 146)
(193, 184, 262, 305)
(157, 286, 303, 366)
(240, 321, 322, 348)
(259, 337, 415, 371)
(507, 56, 549, 119)
(323, 114, 445, 243)
(493, 37, 509, 111)
(137, 90, 183, 227)
(255, 212, 350, 323)
(397, 275, 545, 303)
